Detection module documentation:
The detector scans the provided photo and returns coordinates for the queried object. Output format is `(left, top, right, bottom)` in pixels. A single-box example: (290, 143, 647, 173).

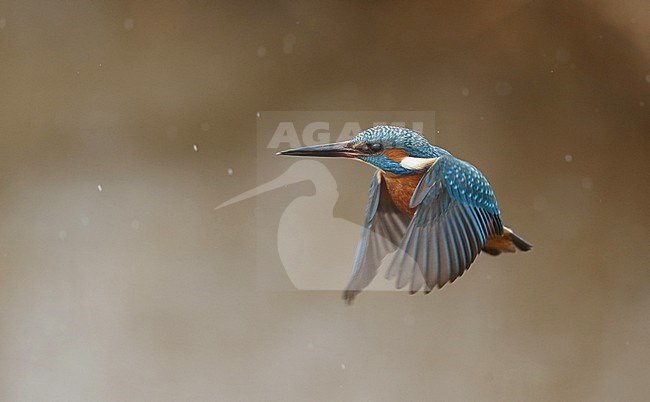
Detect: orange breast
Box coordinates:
(382, 172, 425, 218)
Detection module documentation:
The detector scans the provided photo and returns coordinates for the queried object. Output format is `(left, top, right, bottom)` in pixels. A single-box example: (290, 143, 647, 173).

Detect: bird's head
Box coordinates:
(277, 125, 448, 175)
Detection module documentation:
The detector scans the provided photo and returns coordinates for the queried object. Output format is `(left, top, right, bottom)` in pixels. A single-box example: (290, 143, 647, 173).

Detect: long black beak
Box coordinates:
(276, 142, 362, 158)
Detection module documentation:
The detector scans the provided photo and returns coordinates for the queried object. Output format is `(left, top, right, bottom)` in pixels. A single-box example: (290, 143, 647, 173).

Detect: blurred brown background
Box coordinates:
(0, 1, 649, 400)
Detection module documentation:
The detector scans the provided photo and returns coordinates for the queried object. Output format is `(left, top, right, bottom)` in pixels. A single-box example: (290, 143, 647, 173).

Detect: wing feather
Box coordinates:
(387, 155, 503, 292)
(342, 171, 410, 303)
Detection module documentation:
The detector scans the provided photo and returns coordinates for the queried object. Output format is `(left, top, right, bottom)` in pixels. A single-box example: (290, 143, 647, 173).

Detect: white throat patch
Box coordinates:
(399, 157, 438, 171)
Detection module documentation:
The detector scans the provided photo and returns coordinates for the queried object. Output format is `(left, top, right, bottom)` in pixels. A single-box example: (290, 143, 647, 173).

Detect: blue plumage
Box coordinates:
(277, 125, 532, 303)
(430, 155, 500, 215)
(351, 126, 450, 159)
(357, 155, 413, 175)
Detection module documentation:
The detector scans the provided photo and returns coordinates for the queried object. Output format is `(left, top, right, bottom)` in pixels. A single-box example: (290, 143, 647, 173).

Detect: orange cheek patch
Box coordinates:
(383, 149, 408, 162)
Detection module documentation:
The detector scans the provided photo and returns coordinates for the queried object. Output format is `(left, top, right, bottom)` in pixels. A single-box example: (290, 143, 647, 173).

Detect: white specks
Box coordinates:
(98, 63, 102, 68)
(341, 363, 346, 370)
(131, 220, 140, 230)
(533, 196, 548, 212)
(462, 88, 469, 96)
(283, 34, 296, 54)
(646, 74, 650, 84)
(550, 69, 555, 73)
(58, 230, 67, 241)
(81, 216, 90, 226)
(256, 112, 261, 118)
(555, 47, 570, 64)
(97, 184, 103, 192)
(495, 80, 512, 96)
(227, 168, 234, 176)
(564, 154, 573, 162)
(581, 177, 593, 190)
(0, 18, 6, 29)
(201, 122, 210, 131)
(123, 18, 134, 30)
(193, 144, 198, 152)
(256, 46, 266, 57)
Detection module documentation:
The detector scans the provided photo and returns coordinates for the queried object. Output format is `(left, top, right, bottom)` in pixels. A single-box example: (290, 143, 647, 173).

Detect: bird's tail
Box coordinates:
(509, 229, 532, 251)
(482, 226, 532, 255)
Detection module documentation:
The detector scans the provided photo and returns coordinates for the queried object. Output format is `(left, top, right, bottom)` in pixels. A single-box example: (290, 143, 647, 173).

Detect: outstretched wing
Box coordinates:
(386, 155, 503, 293)
(343, 171, 410, 303)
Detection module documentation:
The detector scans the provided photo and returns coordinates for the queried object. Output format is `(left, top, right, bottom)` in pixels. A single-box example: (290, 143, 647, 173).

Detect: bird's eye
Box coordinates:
(367, 142, 384, 152)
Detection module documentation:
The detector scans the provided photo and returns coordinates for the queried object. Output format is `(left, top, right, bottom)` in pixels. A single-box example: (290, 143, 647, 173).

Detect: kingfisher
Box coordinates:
(278, 125, 531, 303)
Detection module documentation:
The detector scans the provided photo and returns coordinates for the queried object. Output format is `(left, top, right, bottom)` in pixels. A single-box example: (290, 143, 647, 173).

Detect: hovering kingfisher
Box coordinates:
(278, 126, 531, 303)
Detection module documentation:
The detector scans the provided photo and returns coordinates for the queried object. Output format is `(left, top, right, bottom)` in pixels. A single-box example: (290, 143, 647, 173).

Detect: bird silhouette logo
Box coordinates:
(218, 125, 532, 303)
